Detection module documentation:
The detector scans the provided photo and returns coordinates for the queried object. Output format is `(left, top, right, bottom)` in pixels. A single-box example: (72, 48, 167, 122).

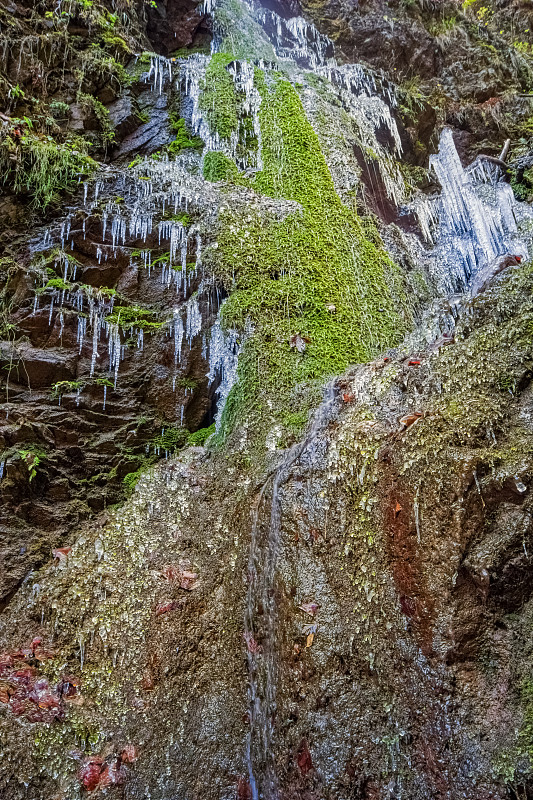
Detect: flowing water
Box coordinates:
(244, 383, 336, 798)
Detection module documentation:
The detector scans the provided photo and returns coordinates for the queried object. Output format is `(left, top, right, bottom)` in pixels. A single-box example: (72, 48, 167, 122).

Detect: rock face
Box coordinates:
(1, 266, 533, 799)
(2, 0, 533, 797)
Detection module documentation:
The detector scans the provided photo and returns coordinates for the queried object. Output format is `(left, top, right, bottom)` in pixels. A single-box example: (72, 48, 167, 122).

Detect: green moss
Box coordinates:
(76, 91, 115, 145)
(210, 76, 407, 441)
(199, 53, 239, 140)
(202, 150, 242, 182)
(43, 277, 72, 291)
(188, 423, 216, 446)
(167, 115, 204, 156)
(105, 304, 164, 331)
(215, 0, 277, 61)
(152, 426, 188, 451)
(123, 468, 143, 492)
(0, 131, 96, 208)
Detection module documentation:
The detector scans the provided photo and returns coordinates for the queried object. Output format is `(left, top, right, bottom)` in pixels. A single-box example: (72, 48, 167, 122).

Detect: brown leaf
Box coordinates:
(306, 632, 314, 648)
(119, 745, 138, 764)
(289, 334, 310, 353)
(399, 411, 423, 431)
(394, 502, 402, 517)
(297, 739, 313, 775)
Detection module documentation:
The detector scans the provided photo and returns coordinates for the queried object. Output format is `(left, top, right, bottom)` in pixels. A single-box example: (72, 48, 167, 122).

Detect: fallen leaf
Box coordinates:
(120, 744, 138, 764)
(399, 411, 423, 431)
(179, 570, 198, 591)
(155, 600, 180, 616)
(342, 392, 355, 403)
(52, 547, 71, 561)
(79, 758, 105, 791)
(394, 502, 402, 517)
(243, 633, 262, 654)
(306, 633, 314, 648)
(299, 602, 319, 617)
(297, 739, 313, 775)
(408, 360, 421, 366)
(160, 565, 181, 581)
(289, 334, 310, 353)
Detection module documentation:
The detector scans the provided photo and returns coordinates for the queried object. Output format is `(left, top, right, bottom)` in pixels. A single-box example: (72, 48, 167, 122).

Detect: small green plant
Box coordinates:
(18, 447, 46, 482)
(176, 377, 198, 390)
(513, 41, 533, 56)
(0, 130, 97, 208)
(105, 304, 164, 331)
(49, 101, 71, 121)
(51, 380, 83, 398)
(76, 92, 115, 145)
(153, 427, 188, 451)
(9, 84, 25, 101)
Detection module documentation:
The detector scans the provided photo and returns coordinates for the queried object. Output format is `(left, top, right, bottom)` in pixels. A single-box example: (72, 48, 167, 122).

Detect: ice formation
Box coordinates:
(207, 311, 244, 430)
(429, 128, 531, 292)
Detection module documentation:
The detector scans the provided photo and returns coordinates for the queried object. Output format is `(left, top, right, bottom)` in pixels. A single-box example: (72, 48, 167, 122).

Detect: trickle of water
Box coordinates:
(244, 382, 336, 798)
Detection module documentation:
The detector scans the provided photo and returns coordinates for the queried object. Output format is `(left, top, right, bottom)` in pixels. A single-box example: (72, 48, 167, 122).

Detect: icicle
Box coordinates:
(172, 310, 184, 364)
(429, 128, 531, 293)
(207, 307, 248, 430)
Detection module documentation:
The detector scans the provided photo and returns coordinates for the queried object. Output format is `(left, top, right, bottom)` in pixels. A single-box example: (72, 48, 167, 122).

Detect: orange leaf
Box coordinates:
(306, 632, 314, 648)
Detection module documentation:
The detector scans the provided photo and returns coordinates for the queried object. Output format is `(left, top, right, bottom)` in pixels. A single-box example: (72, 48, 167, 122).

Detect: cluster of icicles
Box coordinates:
(407, 128, 533, 293)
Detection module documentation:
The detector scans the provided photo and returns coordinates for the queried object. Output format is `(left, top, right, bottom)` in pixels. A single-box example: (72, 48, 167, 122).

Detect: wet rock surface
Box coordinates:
(1, 267, 533, 798)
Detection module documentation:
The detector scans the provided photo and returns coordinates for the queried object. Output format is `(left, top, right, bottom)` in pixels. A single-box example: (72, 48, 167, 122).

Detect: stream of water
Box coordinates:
(244, 383, 336, 798)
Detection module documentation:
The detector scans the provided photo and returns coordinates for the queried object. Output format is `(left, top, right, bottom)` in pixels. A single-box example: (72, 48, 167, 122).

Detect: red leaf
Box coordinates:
(155, 601, 179, 616)
(79, 758, 107, 792)
(297, 739, 313, 775)
(52, 547, 72, 561)
(408, 360, 421, 366)
(342, 392, 355, 403)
